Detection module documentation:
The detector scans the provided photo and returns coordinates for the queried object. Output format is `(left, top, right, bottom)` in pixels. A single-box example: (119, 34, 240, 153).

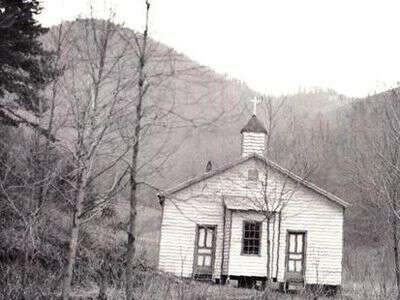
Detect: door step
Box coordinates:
(193, 274, 212, 281)
(287, 281, 304, 291)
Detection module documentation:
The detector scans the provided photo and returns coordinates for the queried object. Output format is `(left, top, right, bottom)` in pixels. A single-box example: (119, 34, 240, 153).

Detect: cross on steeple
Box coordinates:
(250, 97, 261, 115)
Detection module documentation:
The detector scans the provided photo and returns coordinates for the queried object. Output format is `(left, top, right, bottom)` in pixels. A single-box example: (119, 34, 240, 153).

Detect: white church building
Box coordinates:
(157, 114, 348, 291)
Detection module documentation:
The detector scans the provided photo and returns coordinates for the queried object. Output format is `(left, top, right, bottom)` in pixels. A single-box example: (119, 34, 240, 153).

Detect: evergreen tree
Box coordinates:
(0, 0, 56, 137)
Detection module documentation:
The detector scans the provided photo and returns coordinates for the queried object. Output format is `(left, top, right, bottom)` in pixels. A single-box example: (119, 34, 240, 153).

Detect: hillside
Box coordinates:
(42, 20, 355, 203)
(6, 17, 400, 299)
(40, 20, 370, 251)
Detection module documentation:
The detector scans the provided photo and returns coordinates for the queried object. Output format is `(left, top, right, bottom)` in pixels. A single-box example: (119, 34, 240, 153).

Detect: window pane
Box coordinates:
(289, 234, 296, 252)
(206, 229, 213, 247)
(204, 255, 211, 266)
(295, 260, 302, 272)
(197, 255, 204, 266)
(297, 234, 303, 253)
(198, 228, 205, 247)
(288, 260, 295, 272)
(243, 221, 261, 255)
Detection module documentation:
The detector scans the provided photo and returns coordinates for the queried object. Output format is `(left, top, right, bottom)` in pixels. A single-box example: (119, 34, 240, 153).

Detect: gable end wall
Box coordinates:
(158, 158, 344, 286)
(158, 159, 263, 278)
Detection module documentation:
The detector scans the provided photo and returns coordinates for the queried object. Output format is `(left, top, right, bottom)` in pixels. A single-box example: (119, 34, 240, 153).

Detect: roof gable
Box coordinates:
(160, 154, 349, 208)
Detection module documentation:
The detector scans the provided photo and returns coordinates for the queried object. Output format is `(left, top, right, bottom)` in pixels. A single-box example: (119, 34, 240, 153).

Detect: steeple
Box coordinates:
(240, 114, 267, 157)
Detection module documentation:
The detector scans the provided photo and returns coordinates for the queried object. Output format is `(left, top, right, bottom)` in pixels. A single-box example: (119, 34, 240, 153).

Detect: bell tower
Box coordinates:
(240, 114, 268, 157)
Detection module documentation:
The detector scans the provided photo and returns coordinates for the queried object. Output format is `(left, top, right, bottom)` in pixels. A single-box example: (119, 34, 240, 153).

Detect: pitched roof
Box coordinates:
(240, 114, 268, 134)
(160, 154, 350, 208)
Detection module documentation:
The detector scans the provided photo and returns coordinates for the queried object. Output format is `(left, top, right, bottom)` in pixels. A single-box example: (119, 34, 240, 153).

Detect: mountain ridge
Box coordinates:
(42, 19, 359, 203)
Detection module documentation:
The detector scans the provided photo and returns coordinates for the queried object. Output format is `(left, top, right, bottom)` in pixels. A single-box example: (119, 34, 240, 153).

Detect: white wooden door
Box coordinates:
(286, 231, 306, 281)
(194, 225, 216, 276)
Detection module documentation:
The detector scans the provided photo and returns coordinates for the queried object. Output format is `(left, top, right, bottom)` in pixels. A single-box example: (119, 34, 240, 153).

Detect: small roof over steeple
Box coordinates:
(240, 114, 268, 134)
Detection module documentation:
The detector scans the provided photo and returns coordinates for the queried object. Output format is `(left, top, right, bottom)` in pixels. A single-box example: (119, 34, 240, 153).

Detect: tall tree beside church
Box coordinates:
(123, 1, 211, 296)
(0, 0, 56, 137)
(121, 3, 241, 297)
(125, 1, 150, 298)
(58, 18, 130, 299)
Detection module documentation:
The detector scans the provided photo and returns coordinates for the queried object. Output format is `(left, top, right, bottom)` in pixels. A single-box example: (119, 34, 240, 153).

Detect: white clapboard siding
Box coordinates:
(159, 156, 344, 286)
(227, 211, 279, 277)
(158, 195, 222, 277)
(275, 179, 344, 285)
(159, 159, 264, 278)
(242, 132, 265, 157)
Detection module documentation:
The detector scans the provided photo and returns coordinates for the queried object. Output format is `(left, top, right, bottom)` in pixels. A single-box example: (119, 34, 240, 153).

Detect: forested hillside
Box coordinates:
(2, 15, 399, 299)
(40, 20, 357, 204)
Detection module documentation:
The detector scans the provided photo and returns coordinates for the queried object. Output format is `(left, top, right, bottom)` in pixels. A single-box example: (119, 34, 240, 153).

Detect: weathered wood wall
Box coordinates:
(158, 157, 344, 285)
(241, 132, 265, 157)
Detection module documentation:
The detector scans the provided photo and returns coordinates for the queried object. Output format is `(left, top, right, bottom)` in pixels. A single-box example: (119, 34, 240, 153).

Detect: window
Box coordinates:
(248, 169, 259, 181)
(242, 221, 261, 255)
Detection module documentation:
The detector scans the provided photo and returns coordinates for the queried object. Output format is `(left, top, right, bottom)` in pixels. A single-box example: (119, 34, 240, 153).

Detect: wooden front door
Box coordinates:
(194, 225, 216, 277)
(286, 231, 306, 281)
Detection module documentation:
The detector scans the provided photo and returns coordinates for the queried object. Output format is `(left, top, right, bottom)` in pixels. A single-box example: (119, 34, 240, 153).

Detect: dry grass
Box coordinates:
(2, 201, 398, 299)
(69, 275, 397, 300)
(69, 275, 296, 300)
(63, 244, 399, 299)
(342, 246, 397, 299)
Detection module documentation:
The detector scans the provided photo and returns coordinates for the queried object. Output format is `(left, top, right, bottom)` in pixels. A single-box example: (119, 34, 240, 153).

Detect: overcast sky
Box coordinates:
(38, 0, 400, 97)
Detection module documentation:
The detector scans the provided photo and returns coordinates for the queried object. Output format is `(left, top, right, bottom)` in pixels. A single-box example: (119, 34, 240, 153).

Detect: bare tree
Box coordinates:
(123, 2, 151, 298)
(0, 131, 65, 298)
(0, 22, 71, 298)
(57, 17, 131, 299)
(120, 1, 236, 297)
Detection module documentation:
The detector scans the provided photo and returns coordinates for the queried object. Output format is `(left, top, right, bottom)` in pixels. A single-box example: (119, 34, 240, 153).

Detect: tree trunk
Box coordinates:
(21, 227, 31, 296)
(62, 214, 80, 300)
(266, 217, 271, 284)
(97, 253, 108, 300)
(98, 285, 107, 300)
(270, 214, 276, 282)
(392, 217, 400, 300)
(125, 47, 144, 300)
(275, 212, 282, 279)
(125, 4, 149, 299)
(125, 159, 138, 299)
(62, 172, 86, 300)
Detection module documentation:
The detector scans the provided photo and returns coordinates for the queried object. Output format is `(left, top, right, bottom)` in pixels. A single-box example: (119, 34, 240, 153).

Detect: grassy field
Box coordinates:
(69, 272, 399, 300)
